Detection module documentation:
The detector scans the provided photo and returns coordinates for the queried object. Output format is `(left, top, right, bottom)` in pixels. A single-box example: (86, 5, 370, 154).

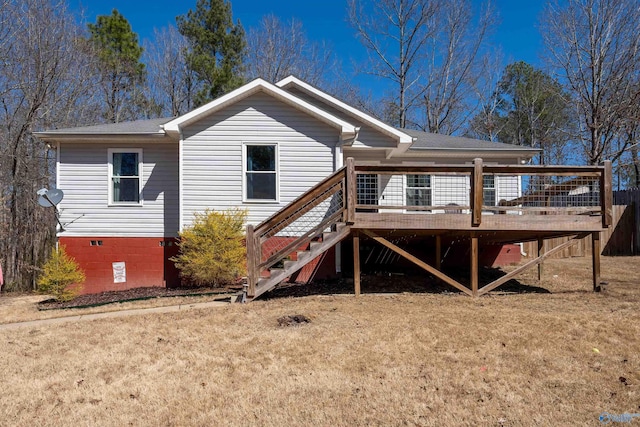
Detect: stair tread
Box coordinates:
(252, 225, 351, 297)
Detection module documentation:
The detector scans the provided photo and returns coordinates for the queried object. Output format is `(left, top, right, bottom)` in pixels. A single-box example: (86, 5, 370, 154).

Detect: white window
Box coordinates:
(108, 148, 142, 205)
(406, 174, 432, 207)
(356, 173, 378, 206)
(244, 144, 278, 202)
(483, 175, 496, 206)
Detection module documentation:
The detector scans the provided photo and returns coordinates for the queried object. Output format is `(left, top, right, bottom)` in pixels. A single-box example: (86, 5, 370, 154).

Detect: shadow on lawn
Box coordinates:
(262, 267, 551, 300)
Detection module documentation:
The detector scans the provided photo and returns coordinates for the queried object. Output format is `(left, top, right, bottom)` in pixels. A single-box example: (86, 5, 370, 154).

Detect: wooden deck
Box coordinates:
(245, 158, 612, 300)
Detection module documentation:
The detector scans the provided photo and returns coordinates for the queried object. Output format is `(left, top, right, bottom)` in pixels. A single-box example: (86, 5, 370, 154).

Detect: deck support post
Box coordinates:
(592, 231, 601, 292)
(601, 160, 613, 227)
(435, 235, 442, 270)
(537, 238, 544, 281)
(353, 231, 361, 296)
(471, 235, 479, 297)
(246, 224, 257, 298)
(472, 158, 483, 227)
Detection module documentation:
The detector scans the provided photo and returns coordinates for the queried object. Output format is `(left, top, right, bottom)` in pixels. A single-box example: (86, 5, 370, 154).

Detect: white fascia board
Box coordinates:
(388, 141, 415, 157)
(396, 144, 538, 158)
(163, 78, 357, 140)
(399, 148, 538, 161)
(276, 76, 414, 145)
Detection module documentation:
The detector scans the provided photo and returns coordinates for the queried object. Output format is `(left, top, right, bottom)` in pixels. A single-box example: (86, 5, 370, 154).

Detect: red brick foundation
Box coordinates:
(484, 244, 522, 267)
(59, 237, 180, 295)
(441, 243, 522, 268)
(60, 235, 336, 295)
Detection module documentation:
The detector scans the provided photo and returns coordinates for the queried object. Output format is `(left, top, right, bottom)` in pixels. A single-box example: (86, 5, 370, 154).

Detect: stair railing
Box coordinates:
(246, 162, 351, 297)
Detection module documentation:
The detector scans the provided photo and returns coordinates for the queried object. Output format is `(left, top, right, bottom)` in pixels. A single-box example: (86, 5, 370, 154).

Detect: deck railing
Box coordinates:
(351, 158, 612, 229)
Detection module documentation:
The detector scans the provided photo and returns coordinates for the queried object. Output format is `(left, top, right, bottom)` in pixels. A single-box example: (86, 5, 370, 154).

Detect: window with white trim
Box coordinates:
(244, 144, 277, 201)
(108, 148, 142, 205)
(356, 173, 378, 206)
(406, 174, 432, 207)
(483, 175, 496, 206)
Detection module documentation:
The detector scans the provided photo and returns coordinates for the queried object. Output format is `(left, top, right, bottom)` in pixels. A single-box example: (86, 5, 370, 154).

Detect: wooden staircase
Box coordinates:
(245, 166, 352, 301)
(251, 223, 351, 300)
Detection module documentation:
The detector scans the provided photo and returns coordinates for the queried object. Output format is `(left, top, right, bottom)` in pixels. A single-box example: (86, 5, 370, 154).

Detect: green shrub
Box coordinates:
(37, 245, 85, 301)
(172, 208, 247, 287)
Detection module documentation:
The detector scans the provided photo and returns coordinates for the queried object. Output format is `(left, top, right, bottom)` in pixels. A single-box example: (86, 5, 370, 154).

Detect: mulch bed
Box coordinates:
(38, 285, 242, 311)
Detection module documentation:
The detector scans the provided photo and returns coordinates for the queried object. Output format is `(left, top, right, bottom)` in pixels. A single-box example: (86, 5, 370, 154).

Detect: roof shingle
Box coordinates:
(400, 128, 539, 152)
(38, 117, 174, 135)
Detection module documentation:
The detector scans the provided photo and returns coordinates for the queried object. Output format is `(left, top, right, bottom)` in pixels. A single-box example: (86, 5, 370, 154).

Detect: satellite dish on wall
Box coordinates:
(36, 188, 65, 231)
(37, 188, 64, 208)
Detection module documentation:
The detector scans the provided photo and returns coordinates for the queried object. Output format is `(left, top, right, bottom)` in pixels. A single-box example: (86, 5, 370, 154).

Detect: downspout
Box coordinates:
(334, 141, 344, 170)
(55, 141, 61, 236)
(517, 161, 527, 257)
(178, 128, 184, 234)
(520, 244, 527, 257)
(334, 138, 345, 274)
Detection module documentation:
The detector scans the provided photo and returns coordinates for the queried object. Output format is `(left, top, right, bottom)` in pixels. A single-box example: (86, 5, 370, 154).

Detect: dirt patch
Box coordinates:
(38, 285, 241, 310)
(277, 314, 311, 327)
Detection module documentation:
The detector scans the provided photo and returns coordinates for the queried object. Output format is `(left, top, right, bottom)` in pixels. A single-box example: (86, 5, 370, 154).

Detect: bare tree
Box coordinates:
(348, 0, 494, 132)
(420, 0, 494, 134)
(467, 52, 507, 142)
(144, 25, 200, 117)
(0, 0, 99, 290)
(541, 0, 640, 165)
(348, 0, 439, 128)
(245, 14, 335, 86)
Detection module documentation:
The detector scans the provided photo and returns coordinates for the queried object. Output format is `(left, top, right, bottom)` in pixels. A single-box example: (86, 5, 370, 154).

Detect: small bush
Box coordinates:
(172, 208, 247, 287)
(37, 245, 85, 301)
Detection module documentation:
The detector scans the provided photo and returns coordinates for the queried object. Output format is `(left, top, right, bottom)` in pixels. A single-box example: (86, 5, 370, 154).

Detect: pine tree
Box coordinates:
(88, 9, 146, 123)
(37, 246, 85, 302)
(177, 0, 245, 106)
(470, 62, 572, 165)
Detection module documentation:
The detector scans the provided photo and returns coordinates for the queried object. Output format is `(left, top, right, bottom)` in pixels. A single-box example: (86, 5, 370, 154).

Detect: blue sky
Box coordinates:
(70, 0, 546, 85)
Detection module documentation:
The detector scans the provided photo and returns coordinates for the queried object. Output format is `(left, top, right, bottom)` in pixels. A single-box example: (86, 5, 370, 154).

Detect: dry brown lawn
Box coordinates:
(0, 292, 231, 325)
(1, 256, 640, 426)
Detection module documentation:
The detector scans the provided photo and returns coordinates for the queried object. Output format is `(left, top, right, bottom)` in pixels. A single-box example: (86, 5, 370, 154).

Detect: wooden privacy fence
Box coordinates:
(523, 204, 636, 258)
(614, 189, 640, 253)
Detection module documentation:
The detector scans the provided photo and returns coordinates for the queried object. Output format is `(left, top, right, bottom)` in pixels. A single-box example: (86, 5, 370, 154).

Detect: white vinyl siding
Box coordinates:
(432, 176, 470, 209)
(285, 87, 398, 149)
(497, 175, 520, 204)
(181, 92, 338, 227)
(58, 142, 179, 237)
(367, 174, 520, 213)
(351, 174, 520, 212)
